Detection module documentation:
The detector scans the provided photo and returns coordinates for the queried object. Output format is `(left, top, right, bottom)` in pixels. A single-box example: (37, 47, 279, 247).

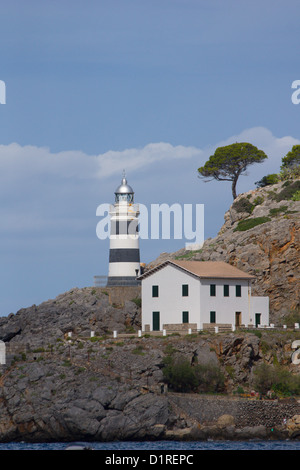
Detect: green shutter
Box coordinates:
(236, 285, 241, 297)
(182, 284, 189, 296)
(210, 284, 216, 296)
(210, 311, 216, 323)
(152, 311, 160, 331)
(152, 285, 159, 297)
(224, 284, 229, 297)
(182, 311, 189, 323)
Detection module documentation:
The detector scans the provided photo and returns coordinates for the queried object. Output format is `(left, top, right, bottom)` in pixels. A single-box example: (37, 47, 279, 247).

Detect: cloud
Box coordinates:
(0, 141, 202, 187)
(1, 128, 298, 191)
(95, 142, 203, 178)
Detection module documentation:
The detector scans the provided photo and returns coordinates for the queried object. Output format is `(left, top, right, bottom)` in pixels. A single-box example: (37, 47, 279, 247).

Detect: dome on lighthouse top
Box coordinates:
(114, 171, 134, 202)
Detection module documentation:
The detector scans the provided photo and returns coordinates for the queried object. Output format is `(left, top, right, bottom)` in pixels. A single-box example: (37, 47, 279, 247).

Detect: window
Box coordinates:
(182, 311, 189, 323)
(210, 311, 216, 323)
(115, 193, 133, 203)
(152, 285, 159, 297)
(224, 284, 229, 297)
(236, 285, 241, 297)
(210, 284, 216, 296)
(182, 284, 189, 296)
(152, 312, 160, 331)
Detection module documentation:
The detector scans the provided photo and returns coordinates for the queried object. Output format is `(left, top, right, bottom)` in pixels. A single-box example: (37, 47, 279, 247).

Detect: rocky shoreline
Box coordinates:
(1, 330, 300, 443)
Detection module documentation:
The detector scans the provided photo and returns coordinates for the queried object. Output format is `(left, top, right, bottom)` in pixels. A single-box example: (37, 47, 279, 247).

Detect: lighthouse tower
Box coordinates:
(107, 172, 141, 286)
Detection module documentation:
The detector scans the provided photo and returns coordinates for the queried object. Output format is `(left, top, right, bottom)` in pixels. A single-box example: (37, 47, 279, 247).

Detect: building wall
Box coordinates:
(199, 279, 252, 328)
(250, 296, 269, 327)
(141, 264, 201, 331)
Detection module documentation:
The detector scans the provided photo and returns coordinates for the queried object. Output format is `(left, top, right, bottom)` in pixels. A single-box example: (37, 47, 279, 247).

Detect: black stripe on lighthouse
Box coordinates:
(109, 248, 140, 263)
(110, 220, 139, 235)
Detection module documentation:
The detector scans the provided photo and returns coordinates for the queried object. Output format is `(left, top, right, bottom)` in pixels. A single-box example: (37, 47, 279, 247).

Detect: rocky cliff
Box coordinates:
(0, 286, 141, 349)
(148, 178, 300, 324)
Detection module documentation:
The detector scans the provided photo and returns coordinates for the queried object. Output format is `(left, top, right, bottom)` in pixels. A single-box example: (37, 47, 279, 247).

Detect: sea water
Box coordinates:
(0, 440, 300, 450)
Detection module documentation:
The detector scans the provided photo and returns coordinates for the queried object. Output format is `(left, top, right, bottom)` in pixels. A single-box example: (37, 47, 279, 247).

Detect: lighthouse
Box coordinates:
(107, 172, 141, 286)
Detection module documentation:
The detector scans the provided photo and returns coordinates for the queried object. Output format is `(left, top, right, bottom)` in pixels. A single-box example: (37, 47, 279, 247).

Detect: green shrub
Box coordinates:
(292, 190, 300, 201)
(232, 197, 254, 213)
(253, 363, 300, 397)
(255, 174, 279, 188)
(131, 297, 141, 308)
(253, 196, 264, 206)
(280, 167, 300, 181)
(163, 356, 198, 392)
(274, 180, 300, 201)
(162, 354, 225, 393)
(194, 363, 225, 393)
(233, 216, 271, 232)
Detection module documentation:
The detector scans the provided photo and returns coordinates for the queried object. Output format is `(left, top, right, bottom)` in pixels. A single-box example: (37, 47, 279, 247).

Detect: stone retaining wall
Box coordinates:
(169, 394, 300, 428)
(163, 323, 198, 334)
(98, 286, 141, 307)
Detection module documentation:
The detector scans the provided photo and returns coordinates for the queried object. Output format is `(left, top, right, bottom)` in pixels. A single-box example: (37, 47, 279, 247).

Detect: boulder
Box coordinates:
(286, 414, 300, 438)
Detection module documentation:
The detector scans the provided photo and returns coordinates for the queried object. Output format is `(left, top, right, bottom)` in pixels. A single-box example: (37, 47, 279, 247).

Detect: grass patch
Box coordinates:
(233, 216, 271, 232)
(269, 205, 288, 217)
(132, 345, 145, 355)
(175, 248, 203, 260)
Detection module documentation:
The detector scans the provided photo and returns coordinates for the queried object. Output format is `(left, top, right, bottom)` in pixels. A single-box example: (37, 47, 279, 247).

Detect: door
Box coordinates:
(235, 312, 241, 327)
(255, 313, 261, 328)
(152, 311, 160, 331)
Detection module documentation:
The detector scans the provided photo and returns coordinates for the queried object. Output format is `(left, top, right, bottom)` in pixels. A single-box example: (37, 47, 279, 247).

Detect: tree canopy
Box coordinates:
(198, 142, 268, 199)
(281, 145, 300, 169)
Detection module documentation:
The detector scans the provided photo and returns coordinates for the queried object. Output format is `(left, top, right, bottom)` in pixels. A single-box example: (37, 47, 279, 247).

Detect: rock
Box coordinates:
(194, 342, 219, 366)
(286, 414, 300, 437)
(217, 414, 235, 427)
(235, 425, 267, 439)
(0, 286, 141, 350)
(165, 428, 194, 440)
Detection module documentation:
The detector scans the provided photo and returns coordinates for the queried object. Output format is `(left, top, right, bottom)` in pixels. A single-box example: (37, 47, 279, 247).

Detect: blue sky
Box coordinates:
(0, 0, 299, 315)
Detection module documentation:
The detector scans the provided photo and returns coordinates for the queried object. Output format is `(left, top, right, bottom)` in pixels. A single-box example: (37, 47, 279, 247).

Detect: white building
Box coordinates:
(107, 172, 141, 286)
(138, 260, 269, 332)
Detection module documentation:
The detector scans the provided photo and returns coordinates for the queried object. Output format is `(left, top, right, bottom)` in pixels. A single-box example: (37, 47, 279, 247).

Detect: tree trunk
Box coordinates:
(232, 177, 238, 199)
